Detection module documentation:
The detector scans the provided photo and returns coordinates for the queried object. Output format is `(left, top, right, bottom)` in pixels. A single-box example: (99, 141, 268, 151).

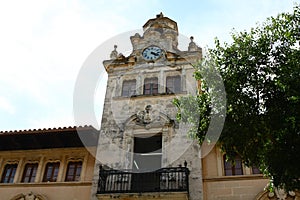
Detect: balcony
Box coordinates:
(97, 166, 190, 194)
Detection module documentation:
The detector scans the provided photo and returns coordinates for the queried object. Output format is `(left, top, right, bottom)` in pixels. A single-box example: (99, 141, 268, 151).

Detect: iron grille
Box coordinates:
(97, 166, 189, 194)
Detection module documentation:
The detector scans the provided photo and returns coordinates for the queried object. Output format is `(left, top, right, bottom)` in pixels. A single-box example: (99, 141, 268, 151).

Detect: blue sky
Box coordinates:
(0, 0, 296, 131)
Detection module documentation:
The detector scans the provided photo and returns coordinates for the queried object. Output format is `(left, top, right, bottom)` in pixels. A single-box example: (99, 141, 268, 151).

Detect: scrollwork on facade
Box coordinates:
(5, 160, 19, 164)
(45, 159, 60, 163)
(136, 105, 153, 125)
(10, 192, 47, 200)
(66, 157, 84, 162)
(135, 105, 174, 127)
(24, 160, 39, 164)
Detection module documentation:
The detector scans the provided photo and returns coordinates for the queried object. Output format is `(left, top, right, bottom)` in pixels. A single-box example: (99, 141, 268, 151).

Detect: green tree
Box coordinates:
(175, 5, 300, 191)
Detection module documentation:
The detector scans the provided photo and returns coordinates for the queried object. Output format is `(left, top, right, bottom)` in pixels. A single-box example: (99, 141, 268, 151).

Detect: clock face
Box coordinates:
(142, 46, 162, 61)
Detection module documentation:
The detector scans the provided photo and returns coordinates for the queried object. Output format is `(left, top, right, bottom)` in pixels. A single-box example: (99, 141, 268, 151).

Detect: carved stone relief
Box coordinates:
(10, 192, 47, 200)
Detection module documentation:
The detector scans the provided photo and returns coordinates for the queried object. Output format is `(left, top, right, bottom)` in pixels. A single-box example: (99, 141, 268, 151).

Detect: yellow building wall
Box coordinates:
(202, 146, 268, 200)
(1, 183, 92, 200)
(0, 147, 96, 200)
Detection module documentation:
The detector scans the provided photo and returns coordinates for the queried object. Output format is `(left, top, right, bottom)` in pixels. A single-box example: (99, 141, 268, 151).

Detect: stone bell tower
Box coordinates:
(92, 13, 203, 200)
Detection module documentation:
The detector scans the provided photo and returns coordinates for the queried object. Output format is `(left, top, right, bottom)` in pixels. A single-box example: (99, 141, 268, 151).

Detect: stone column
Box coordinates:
(159, 69, 164, 93)
(216, 150, 223, 176)
(115, 76, 121, 97)
(162, 126, 169, 167)
(182, 67, 186, 92)
(14, 157, 24, 183)
(181, 141, 203, 200)
(137, 72, 143, 95)
(80, 153, 88, 181)
(35, 156, 45, 182)
(0, 158, 3, 176)
(244, 166, 251, 175)
(90, 160, 101, 200)
(57, 155, 66, 182)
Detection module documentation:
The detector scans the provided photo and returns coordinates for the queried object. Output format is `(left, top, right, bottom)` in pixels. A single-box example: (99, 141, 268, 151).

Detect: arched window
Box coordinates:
(43, 162, 60, 182)
(21, 163, 38, 183)
(1, 164, 17, 183)
(223, 155, 243, 176)
(65, 161, 82, 182)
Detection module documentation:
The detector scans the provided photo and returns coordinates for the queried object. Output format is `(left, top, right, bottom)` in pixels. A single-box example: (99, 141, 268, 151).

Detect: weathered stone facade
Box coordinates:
(92, 13, 203, 200)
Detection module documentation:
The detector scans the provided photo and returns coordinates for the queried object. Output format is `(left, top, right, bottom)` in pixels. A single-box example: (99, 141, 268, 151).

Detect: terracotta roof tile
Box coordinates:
(0, 125, 99, 150)
(0, 125, 97, 135)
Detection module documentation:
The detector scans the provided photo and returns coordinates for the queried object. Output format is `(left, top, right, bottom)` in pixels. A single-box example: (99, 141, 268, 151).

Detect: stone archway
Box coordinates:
(256, 190, 300, 200)
(10, 192, 48, 200)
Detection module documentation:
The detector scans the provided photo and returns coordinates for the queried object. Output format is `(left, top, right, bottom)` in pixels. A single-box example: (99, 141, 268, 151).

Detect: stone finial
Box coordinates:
(156, 12, 164, 18)
(188, 36, 201, 51)
(190, 36, 194, 42)
(110, 45, 118, 59)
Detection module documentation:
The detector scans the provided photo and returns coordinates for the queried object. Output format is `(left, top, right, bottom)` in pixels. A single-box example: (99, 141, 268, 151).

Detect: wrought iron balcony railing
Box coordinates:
(97, 166, 190, 194)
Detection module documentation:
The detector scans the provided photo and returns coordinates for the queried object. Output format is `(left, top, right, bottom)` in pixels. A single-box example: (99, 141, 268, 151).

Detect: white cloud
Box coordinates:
(0, 0, 296, 130)
(27, 113, 75, 129)
(0, 0, 161, 130)
(0, 97, 15, 115)
(177, 0, 295, 48)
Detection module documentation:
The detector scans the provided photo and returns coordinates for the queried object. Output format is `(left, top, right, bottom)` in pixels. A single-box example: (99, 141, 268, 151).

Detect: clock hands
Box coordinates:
(150, 51, 159, 56)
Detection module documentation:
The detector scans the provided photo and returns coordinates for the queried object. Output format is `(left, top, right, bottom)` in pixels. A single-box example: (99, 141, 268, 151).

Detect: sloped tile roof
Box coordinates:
(0, 125, 99, 150)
